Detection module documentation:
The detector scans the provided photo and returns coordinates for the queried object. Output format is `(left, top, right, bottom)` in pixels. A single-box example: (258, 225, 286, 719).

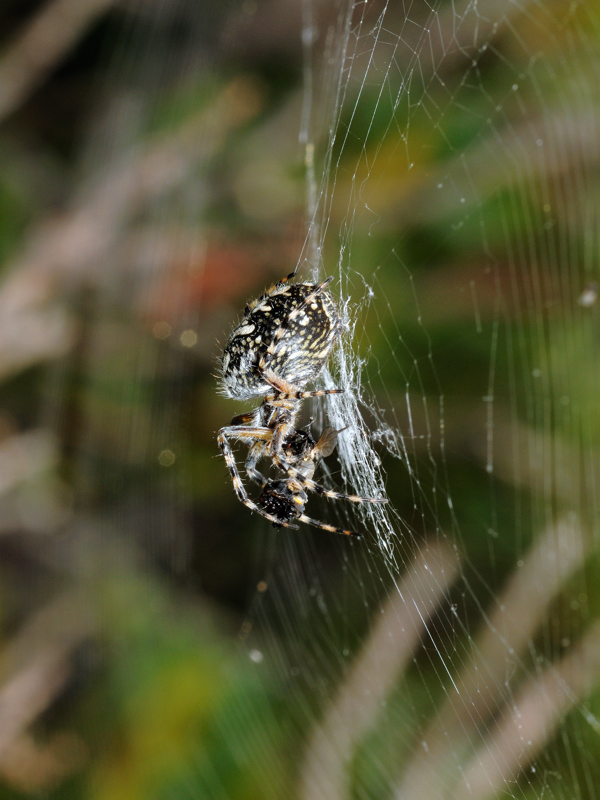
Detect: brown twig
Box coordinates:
(453, 621, 600, 799)
(0, 77, 262, 381)
(0, 647, 71, 759)
(0, 731, 86, 793)
(0, 429, 56, 496)
(0, 0, 118, 125)
(299, 539, 460, 800)
(0, 592, 95, 762)
(394, 515, 588, 800)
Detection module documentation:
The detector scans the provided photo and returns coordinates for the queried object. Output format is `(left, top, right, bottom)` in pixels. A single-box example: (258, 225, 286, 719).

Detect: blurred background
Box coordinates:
(0, 0, 599, 798)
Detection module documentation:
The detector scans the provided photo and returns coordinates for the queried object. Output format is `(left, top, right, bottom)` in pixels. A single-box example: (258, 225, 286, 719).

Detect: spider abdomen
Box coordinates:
(220, 282, 341, 399)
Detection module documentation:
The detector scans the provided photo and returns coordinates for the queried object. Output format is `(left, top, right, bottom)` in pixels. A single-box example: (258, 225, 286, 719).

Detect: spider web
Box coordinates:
(243, 0, 600, 797)
(17, 0, 599, 796)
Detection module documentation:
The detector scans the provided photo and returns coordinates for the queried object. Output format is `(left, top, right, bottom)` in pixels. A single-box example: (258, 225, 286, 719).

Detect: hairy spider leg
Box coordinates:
(279, 456, 388, 504)
(269, 265, 303, 292)
(297, 514, 360, 538)
(279, 266, 299, 285)
(270, 432, 387, 504)
(266, 415, 388, 504)
(265, 388, 345, 402)
(245, 441, 268, 487)
(300, 477, 388, 504)
(259, 372, 389, 505)
(217, 426, 299, 529)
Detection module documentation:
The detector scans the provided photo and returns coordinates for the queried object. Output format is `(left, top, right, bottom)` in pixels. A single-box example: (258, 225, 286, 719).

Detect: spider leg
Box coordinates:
(270, 421, 296, 468)
(297, 514, 361, 538)
(280, 267, 298, 285)
(245, 442, 268, 487)
(293, 471, 388, 504)
(265, 388, 344, 402)
(217, 427, 298, 529)
(270, 422, 387, 504)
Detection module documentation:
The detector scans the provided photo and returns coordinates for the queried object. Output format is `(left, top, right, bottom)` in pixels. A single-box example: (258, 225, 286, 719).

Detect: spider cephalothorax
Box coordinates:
(217, 271, 386, 537)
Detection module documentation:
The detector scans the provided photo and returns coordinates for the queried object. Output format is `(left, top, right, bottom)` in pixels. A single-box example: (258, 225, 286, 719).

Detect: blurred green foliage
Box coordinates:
(0, 0, 598, 797)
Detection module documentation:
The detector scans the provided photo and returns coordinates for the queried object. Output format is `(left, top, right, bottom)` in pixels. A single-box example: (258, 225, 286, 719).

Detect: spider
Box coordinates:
(217, 269, 386, 536)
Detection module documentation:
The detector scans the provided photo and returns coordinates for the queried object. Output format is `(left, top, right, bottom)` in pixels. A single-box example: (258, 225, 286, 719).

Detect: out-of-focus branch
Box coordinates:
(0, 429, 56, 496)
(0, 0, 118, 125)
(453, 621, 600, 800)
(0, 592, 94, 762)
(0, 304, 73, 382)
(299, 540, 460, 800)
(0, 731, 86, 793)
(0, 647, 71, 759)
(0, 77, 261, 380)
(394, 515, 587, 800)
(0, 428, 70, 535)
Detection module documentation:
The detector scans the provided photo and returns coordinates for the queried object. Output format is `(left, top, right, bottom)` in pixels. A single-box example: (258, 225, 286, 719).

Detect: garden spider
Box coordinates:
(217, 270, 386, 536)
